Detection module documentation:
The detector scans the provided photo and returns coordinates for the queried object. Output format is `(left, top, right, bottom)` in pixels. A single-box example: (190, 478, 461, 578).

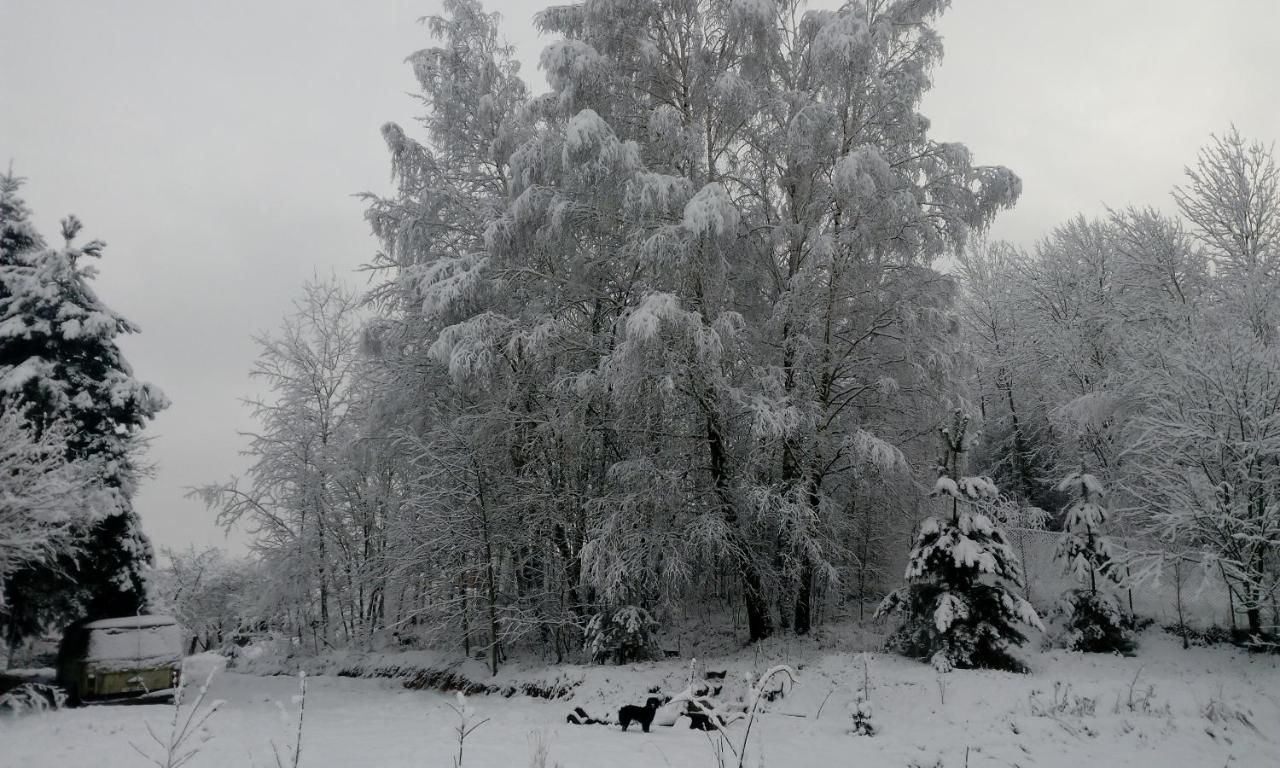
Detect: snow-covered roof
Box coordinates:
(81, 615, 178, 630)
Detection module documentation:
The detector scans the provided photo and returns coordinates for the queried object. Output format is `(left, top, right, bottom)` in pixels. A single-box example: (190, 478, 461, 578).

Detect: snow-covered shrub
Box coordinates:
(1160, 622, 1231, 647)
(0, 682, 66, 716)
(1051, 472, 1135, 654)
(1056, 590, 1134, 654)
(1200, 693, 1259, 734)
(849, 697, 876, 735)
(1028, 682, 1097, 718)
(678, 665, 796, 768)
(1113, 668, 1169, 716)
(877, 411, 1042, 673)
(583, 605, 660, 665)
(847, 652, 875, 734)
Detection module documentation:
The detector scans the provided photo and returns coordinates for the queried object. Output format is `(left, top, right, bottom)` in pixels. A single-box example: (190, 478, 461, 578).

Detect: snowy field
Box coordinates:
(3, 631, 1276, 768)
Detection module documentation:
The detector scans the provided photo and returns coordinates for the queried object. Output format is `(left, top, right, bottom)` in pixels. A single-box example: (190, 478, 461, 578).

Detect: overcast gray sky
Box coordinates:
(1, 0, 1277, 555)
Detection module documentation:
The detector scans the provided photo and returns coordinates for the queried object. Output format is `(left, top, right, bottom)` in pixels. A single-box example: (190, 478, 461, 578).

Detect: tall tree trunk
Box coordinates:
(460, 575, 471, 659)
(1174, 557, 1188, 650)
(1000, 368, 1036, 504)
(794, 480, 822, 635)
(706, 411, 771, 641)
(1246, 607, 1261, 636)
(794, 565, 813, 635)
(486, 555, 500, 676)
(742, 570, 771, 642)
(474, 461, 501, 675)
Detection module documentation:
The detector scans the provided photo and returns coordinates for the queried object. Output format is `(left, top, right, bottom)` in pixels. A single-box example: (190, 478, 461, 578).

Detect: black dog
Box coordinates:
(618, 697, 662, 732)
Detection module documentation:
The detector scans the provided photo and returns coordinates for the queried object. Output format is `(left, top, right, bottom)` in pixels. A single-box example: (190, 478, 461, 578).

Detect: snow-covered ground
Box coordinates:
(2, 631, 1275, 768)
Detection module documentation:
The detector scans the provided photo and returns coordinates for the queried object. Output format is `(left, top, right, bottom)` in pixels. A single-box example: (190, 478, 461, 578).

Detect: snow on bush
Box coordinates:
(0, 409, 106, 601)
(1050, 472, 1135, 654)
(0, 682, 66, 716)
(849, 696, 876, 736)
(583, 605, 660, 665)
(877, 411, 1042, 673)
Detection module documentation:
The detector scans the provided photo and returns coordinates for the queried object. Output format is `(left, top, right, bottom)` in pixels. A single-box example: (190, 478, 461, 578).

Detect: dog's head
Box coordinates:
(645, 697, 662, 710)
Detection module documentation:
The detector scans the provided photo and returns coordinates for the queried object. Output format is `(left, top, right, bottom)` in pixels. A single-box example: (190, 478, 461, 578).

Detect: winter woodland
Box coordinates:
(179, 0, 1279, 667)
(1, 2, 1279, 764)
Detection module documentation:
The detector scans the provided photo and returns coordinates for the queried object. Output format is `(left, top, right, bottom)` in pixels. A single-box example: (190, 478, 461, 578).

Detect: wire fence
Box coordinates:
(1007, 528, 1236, 629)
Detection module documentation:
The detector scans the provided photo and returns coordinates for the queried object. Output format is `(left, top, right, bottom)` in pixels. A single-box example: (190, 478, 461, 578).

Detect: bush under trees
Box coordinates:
(583, 605, 660, 665)
(1052, 472, 1135, 654)
(877, 411, 1042, 672)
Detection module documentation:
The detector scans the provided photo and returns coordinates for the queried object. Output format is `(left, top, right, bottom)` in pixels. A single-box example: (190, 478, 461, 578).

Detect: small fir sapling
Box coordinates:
(583, 605, 660, 664)
(849, 654, 876, 736)
(849, 698, 876, 735)
(1052, 471, 1136, 653)
(876, 410, 1043, 672)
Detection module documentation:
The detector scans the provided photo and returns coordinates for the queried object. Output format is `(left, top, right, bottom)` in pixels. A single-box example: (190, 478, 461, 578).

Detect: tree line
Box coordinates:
(191, 0, 1278, 668)
(4, 0, 1274, 671)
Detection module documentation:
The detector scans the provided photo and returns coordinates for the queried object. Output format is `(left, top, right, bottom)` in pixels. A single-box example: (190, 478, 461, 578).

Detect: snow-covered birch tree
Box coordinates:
(1173, 127, 1279, 343)
(1122, 324, 1280, 637)
(529, 0, 1019, 641)
(196, 278, 365, 649)
(230, 0, 1030, 658)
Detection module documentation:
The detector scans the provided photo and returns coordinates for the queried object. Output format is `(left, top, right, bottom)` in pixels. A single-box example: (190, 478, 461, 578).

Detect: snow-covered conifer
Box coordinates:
(0, 171, 167, 644)
(876, 411, 1042, 672)
(0, 410, 103, 608)
(1052, 471, 1134, 653)
(195, 279, 363, 649)
(583, 604, 660, 665)
(849, 697, 876, 736)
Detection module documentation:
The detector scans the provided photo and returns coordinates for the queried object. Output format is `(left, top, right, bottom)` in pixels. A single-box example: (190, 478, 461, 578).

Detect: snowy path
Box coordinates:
(2, 634, 1276, 767)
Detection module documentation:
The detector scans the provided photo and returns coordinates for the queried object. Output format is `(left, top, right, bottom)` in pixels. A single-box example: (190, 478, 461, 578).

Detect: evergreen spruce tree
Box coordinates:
(876, 410, 1042, 672)
(0, 170, 168, 645)
(1052, 471, 1134, 653)
(0, 170, 43, 260)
